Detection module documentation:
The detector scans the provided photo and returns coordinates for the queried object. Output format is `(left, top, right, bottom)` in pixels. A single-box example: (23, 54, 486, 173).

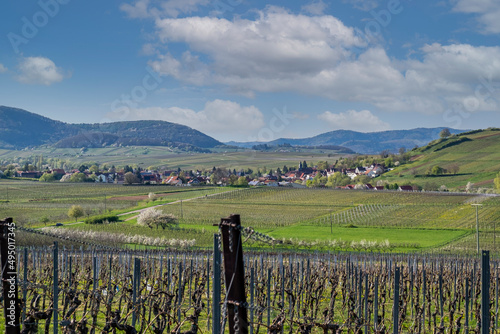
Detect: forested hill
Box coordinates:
(268, 128, 465, 154)
(0, 106, 222, 150)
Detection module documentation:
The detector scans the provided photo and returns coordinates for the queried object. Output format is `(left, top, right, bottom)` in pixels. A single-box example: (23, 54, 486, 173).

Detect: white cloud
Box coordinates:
(452, 0, 500, 34)
(136, 6, 500, 115)
(121, 0, 209, 18)
(151, 7, 365, 93)
(121, 0, 151, 18)
(105, 99, 265, 137)
(302, 1, 328, 15)
(16, 57, 67, 85)
(318, 110, 390, 131)
(0, 64, 7, 73)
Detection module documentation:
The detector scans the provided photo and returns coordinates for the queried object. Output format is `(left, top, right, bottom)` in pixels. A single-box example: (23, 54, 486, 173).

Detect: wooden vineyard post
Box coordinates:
(220, 214, 248, 334)
(1, 218, 21, 334)
(53, 242, 59, 334)
(481, 250, 490, 334)
(212, 234, 221, 334)
(393, 267, 400, 334)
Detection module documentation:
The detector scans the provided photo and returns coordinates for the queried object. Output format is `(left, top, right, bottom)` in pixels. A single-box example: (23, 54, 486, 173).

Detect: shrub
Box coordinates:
(84, 214, 119, 224)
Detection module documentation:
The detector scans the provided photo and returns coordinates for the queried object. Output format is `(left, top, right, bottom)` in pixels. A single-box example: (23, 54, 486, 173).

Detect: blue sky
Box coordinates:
(1, 0, 499, 142)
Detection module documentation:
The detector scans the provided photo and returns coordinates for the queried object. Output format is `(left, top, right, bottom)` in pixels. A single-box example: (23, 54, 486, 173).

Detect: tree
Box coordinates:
(325, 172, 351, 187)
(68, 205, 84, 222)
(431, 166, 444, 175)
(317, 161, 329, 170)
(124, 172, 140, 184)
(210, 168, 228, 184)
(380, 150, 390, 159)
(448, 163, 460, 175)
(228, 174, 238, 185)
(236, 176, 248, 186)
(439, 128, 451, 138)
(69, 172, 88, 182)
(494, 172, 500, 192)
(39, 173, 56, 182)
(398, 147, 406, 155)
(89, 165, 99, 173)
(84, 207, 94, 218)
(466, 181, 474, 193)
(307, 172, 323, 187)
(40, 216, 50, 226)
(354, 175, 371, 185)
(137, 208, 178, 230)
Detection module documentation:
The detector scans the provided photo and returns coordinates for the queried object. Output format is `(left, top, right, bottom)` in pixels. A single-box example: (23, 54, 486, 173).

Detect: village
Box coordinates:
(0, 160, 421, 191)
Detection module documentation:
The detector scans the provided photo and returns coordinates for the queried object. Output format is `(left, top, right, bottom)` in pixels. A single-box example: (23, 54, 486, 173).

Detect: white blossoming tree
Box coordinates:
(137, 208, 178, 230)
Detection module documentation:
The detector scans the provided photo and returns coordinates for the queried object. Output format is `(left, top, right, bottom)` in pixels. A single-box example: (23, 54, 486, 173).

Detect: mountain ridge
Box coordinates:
(0, 106, 223, 150)
(228, 128, 466, 154)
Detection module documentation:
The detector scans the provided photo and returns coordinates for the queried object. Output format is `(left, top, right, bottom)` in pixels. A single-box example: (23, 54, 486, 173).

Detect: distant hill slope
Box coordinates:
(266, 128, 465, 154)
(0, 106, 222, 150)
(381, 128, 500, 190)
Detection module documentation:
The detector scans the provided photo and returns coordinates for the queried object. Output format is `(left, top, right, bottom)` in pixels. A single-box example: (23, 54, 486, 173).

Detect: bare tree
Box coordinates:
(439, 128, 451, 138)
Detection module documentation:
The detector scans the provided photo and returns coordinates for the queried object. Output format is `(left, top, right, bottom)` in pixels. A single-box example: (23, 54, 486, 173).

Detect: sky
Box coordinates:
(0, 0, 499, 142)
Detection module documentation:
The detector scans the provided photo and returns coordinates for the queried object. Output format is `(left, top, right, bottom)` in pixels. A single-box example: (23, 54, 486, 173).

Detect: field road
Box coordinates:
(61, 188, 247, 226)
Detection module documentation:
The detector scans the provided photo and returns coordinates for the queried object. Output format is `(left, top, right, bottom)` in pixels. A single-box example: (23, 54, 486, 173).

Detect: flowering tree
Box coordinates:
(137, 208, 178, 230)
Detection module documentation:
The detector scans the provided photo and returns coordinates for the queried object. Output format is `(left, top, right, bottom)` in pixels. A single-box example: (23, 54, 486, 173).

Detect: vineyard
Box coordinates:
(0, 180, 230, 224)
(2, 182, 500, 332)
(1, 238, 499, 333)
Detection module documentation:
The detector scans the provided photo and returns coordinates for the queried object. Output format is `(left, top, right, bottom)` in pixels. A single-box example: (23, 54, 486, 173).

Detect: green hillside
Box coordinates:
(380, 128, 500, 191)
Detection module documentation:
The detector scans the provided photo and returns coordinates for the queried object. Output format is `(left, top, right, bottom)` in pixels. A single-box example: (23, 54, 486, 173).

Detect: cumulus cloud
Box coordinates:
(0, 64, 7, 73)
(16, 57, 67, 85)
(452, 0, 500, 34)
(105, 99, 265, 136)
(318, 110, 390, 131)
(127, 6, 500, 115)
(151, 7, 365, 93)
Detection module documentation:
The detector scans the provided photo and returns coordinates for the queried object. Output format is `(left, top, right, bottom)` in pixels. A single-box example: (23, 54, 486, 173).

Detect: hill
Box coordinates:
(266, 128, 465, 154)
(228, 128, 465, 154)
(380, 128, 500, 190)
(0, 106, 222, 150)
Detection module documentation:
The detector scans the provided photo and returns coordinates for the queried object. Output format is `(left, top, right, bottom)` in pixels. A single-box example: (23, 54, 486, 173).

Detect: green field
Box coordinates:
(6, 180, 498, 254)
